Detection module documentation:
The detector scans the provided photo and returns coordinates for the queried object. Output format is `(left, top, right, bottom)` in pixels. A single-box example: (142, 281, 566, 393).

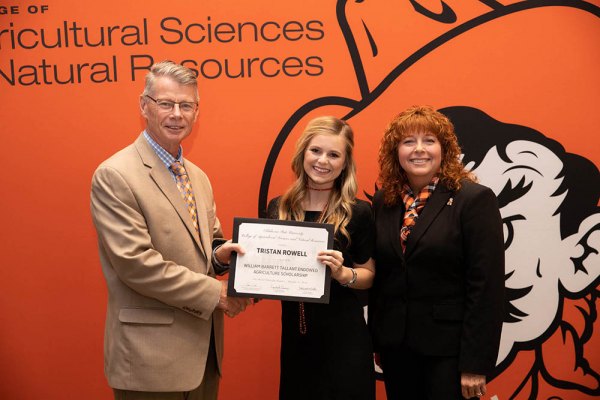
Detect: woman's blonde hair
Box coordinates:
(378, 105, 475, 205)
(279, 116, 358, 241)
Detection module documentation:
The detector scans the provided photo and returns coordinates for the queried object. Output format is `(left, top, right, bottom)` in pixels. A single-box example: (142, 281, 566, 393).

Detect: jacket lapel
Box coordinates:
(134, 135, 205, 256)
(185, 162, 210, 260)
(389, 202, 406, 260)
(404, 183, 453, 258)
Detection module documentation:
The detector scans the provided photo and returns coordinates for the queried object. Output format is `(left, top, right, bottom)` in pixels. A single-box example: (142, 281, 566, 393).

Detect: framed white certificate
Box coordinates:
(227, 217, 334, 303)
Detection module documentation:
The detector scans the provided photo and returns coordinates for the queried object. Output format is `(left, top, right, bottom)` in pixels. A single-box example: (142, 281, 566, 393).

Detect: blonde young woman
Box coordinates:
(267, 116, 376, 400)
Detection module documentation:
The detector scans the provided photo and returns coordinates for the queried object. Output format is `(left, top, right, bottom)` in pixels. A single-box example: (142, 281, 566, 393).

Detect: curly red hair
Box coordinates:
(378, 105, 475, 206)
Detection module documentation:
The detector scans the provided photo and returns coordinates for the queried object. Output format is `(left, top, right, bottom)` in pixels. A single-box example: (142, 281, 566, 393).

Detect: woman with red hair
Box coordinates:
(369, 105, 505, 400)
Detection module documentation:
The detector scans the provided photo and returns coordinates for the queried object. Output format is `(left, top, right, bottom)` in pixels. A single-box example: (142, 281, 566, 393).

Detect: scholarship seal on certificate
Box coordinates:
(227, 217, 334, 303)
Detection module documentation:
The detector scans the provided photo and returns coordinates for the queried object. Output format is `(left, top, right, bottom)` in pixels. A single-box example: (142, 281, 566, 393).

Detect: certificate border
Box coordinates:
(227, 217, 334, 303)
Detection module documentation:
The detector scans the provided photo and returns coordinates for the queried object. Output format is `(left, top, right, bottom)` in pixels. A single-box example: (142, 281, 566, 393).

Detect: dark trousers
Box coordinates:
(380, 344, 464, 400)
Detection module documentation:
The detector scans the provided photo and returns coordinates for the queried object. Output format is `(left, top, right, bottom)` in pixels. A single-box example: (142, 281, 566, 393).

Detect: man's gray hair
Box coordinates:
(142, 61, 199, 100)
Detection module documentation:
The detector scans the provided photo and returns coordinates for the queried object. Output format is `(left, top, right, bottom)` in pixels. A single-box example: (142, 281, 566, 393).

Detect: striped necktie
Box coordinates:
(170, 161, 199, 234)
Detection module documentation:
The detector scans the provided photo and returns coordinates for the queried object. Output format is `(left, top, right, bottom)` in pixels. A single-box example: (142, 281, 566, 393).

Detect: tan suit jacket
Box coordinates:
(91, 134, 224, 392)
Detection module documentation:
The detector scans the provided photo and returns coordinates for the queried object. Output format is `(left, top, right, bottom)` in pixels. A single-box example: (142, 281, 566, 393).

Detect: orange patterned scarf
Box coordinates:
(399, 177, 439, 252)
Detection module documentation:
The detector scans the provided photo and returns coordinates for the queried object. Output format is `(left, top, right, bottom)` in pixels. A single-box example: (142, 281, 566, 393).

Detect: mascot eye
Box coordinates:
(502, 214, 526, 250)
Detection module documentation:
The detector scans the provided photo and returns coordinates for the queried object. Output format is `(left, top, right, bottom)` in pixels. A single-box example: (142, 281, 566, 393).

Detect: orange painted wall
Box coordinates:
(0, 1, 598, 399)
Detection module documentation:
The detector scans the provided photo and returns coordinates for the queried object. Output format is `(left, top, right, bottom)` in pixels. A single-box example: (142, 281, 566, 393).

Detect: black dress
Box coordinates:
(267, 198, 376, 400)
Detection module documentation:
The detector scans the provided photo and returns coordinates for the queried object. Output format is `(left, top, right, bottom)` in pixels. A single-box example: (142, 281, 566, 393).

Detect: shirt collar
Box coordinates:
(143, 131, 183, 169)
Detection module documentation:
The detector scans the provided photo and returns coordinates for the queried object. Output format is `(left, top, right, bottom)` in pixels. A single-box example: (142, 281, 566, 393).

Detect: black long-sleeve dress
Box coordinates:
(267, 197, 376, 400)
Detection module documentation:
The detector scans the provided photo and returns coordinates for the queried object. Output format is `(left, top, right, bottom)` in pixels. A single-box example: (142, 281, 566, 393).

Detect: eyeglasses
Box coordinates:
(145, 95, 197, 113)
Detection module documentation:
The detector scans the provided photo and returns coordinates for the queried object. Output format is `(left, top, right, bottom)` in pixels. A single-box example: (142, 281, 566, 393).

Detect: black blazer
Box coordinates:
(369, 181, 505, 376)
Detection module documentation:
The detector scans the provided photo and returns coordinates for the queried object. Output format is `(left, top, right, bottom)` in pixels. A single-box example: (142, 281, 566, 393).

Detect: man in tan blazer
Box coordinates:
(91, 61, 250, 400)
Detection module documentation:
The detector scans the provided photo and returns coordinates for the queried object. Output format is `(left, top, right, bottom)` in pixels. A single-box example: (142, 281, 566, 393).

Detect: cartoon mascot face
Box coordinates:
(444, 106, 600, 394)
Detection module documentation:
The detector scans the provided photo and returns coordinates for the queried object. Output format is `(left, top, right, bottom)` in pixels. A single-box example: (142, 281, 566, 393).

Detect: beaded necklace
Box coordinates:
(298, 201, 330, 335)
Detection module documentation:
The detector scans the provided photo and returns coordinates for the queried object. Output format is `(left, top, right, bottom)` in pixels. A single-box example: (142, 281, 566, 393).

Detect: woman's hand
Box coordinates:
(317, 250, 346, 280)
(318, 250, 375, 289)
(461, 373, 486, 399)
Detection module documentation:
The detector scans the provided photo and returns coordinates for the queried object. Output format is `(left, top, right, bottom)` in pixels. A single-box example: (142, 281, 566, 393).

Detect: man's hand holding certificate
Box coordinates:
(227, 217, 334, 303)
